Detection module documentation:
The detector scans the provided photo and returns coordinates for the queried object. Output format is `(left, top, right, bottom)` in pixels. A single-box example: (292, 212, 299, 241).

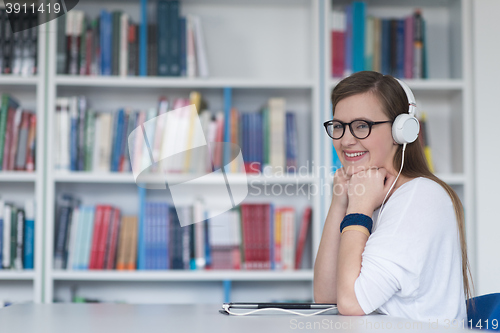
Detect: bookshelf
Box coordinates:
(0, 0, 476, 304)
(0, 18, 46, 304)
(43, 0, 321, 304)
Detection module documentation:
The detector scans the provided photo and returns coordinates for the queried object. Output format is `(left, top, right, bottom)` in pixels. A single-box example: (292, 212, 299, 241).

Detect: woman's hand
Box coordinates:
(331, 166, 352, 210)
(345, 167, 396, 217)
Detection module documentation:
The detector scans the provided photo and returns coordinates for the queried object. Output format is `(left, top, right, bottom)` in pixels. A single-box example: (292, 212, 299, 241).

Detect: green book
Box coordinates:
(0, 94, 19, 170)
(84, 109, 95, 171)
(10, 206, 17, 269)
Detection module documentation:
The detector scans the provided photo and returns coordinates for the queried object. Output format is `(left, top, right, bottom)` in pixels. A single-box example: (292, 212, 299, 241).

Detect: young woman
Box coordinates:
(313, 71, 472, 322)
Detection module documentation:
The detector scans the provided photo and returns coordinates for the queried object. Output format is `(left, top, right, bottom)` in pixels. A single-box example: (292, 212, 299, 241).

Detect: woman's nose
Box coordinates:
(340, 126, 357, 146)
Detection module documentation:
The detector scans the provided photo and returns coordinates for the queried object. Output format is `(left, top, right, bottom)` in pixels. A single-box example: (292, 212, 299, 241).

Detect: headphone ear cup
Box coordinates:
(392, 113, 420, 144)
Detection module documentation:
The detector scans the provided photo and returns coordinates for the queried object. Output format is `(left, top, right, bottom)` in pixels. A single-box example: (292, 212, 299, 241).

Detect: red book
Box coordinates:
(8, 108, 22, 170)
(14, 111, 30, 170)
(96, 206, 112, 269)
(331, 30, 345, 77)
(404, 15, 414, 79)
(105, 208, 121, 269)
(2, 108, 16, 170)
(240, 205, 250, 269)
(295, 207, 312, 269)
(260, 204, 271, 269)
(89, 205, 105, 269)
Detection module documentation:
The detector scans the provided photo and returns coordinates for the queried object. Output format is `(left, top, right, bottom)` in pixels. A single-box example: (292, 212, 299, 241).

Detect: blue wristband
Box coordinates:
(340, 213, 373, 234)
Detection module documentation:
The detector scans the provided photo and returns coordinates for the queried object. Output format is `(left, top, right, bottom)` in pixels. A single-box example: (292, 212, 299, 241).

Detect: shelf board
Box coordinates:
(54, 75, 314, 89)
(0, 172, 37, 182)
(52, 172, 317, 184)
(329, 78, 464, 91)
(51, 270, 314, 281)
(0, 270, 36, 280)
(0, 76, 39, 86)
(436, 173, 467, 185)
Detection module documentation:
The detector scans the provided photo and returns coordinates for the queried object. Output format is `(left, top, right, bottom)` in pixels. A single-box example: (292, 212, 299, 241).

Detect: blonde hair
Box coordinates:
(331, 71, 474, 308)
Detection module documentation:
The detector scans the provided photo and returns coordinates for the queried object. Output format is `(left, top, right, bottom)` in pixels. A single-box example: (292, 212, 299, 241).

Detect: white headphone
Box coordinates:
(392, 79, 420, 145)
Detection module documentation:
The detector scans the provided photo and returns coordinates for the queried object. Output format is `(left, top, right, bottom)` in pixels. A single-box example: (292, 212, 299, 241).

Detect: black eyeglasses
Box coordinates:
(323, 119, 393, 140)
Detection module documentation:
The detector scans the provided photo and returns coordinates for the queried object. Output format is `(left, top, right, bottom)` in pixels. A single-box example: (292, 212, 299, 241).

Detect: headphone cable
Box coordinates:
(376, 143, 407, 226)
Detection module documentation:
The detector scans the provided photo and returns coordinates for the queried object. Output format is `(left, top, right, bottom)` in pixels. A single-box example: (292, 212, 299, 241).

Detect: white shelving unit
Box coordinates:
(0, 21, 46, 304)
(43, 0, 321, 304)
(1, 0, 476, 304)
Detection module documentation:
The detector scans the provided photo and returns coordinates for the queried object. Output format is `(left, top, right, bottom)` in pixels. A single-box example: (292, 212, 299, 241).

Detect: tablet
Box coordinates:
(220, 302, 338, 316)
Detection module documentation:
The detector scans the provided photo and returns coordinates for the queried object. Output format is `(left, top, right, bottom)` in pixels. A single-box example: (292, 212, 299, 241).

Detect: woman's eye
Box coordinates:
(333, 124, 343, 130)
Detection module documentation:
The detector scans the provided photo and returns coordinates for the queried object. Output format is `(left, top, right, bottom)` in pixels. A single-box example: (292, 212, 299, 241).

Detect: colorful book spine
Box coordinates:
(351, 1, 365, 73)
(23, 201, 35, 269)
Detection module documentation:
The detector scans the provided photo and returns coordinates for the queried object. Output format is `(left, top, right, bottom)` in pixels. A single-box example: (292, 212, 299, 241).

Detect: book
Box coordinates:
(331, 9, 345, 77)
(168, 0, 181, 76)
(157, 0, 169, 76)
(23, 201, 35, 270)
(295, 207, 312, 270)
(351, 1, 366, 72)
(2, 204, 11, 269)
(54, 194, 75, 270)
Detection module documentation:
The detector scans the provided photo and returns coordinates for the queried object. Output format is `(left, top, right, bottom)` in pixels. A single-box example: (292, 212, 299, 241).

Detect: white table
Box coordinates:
(0, 303, 468, 332)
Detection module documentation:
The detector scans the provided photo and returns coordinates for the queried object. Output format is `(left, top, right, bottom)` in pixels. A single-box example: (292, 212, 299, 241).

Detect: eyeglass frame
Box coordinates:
(323, 119, 393, 140)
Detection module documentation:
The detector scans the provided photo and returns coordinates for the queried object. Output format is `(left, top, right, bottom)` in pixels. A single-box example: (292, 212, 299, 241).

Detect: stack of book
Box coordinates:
(54, 194, 312, 271)
(57, 0, 208, 77)
(0, 94, 37, 171)
(54, 95, 299, 174)
(0, 10, 38, 76)
(331, 2, 427, 79)
(0, 199, 35, 270)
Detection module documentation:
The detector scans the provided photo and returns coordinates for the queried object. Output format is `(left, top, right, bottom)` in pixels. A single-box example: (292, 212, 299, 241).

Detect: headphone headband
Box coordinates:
(395, 78, 417, 116)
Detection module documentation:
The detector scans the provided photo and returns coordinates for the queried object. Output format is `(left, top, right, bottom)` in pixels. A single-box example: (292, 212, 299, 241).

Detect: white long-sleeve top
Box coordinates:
(354, 177, 467, 322)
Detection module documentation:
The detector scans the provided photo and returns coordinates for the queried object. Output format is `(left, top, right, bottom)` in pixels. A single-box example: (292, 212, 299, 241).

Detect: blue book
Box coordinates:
(137, 187, 146, 270)
(82, 206, 96, 270)
(70, 106, 78, 171)
(285, 112, 298, 171)
(204, 217, 211, 268)
(169, 207, 183, 269)
(241, 114, 248, 165)
(157, 0, 169, 76)
(255, 112, 264, 172)
(145, 202, 153, 269)
(23, 217, 34, 270)
(381, 19, 391, 75)
(100, 10, 112, 76)
(395, 19, 405, 78)
(352, 1, 366, 72)
(111, 109, 124, 172)
(179, 17, 187, 76)
(162, 202, 170, 270)
(344, 5, 352, 74)
(139, 0, 148, 76)
(168, 0, 181, 76)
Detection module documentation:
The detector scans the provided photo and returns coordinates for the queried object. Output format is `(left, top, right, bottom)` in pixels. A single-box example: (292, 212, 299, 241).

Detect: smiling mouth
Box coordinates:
(345, 151, 367, 158)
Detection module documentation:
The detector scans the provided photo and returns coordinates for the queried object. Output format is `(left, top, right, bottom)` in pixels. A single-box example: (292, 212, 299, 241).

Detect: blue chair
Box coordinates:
(467, 294, 500, 330)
